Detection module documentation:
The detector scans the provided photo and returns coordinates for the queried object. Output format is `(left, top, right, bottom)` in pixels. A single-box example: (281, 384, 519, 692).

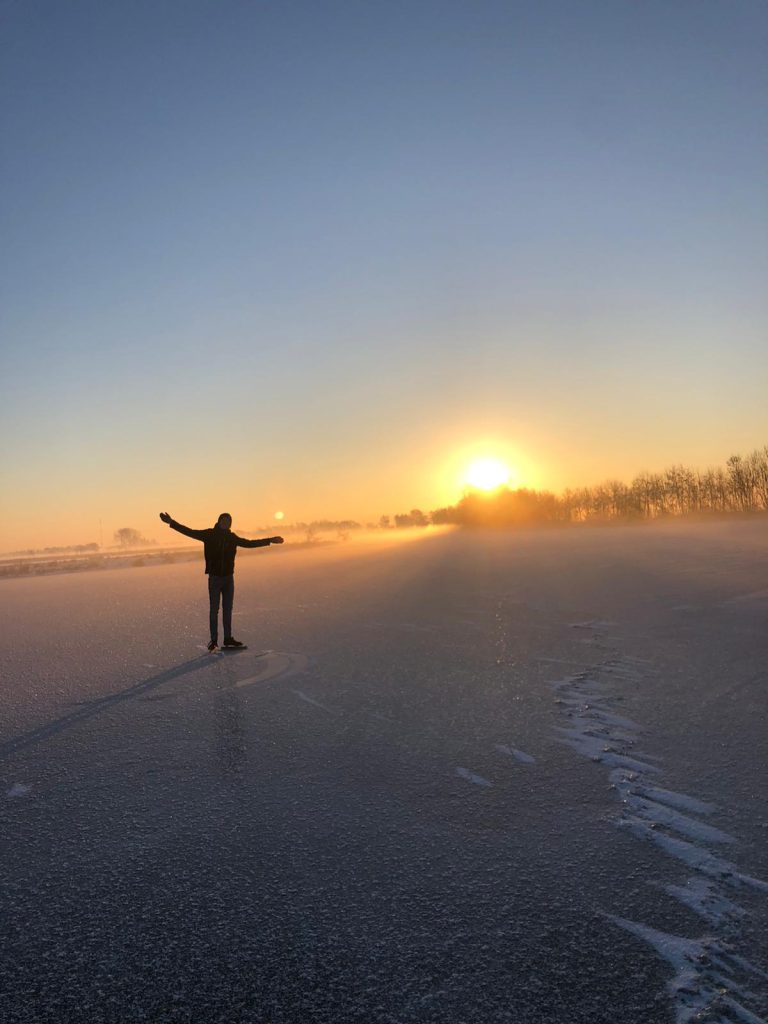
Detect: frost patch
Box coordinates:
(552, 655, 768, 1023)
(636, 785, 716, 817)
(608, 915, 768, 1024)
(621, 818, 767, 892)
(7, 783, 32, 798)
(631, 797, 735, 845)
(661, 878, 745, 928)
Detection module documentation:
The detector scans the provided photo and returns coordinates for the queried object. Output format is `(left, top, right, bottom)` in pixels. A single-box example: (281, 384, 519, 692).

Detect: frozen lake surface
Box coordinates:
(1, 521, 767, 1023)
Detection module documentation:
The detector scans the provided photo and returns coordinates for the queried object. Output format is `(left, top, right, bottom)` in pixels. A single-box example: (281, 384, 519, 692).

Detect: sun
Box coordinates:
(464, 458, 512, 491)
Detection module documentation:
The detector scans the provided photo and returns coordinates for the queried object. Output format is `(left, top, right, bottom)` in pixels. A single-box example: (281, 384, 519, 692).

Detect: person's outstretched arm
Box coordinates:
(235, 534, 285, 548)
(159, 512, 208, 541)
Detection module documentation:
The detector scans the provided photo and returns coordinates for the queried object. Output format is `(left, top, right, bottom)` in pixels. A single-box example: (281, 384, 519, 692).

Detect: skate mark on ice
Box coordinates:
(235, 652, 310, 690)
(536, 656, 602, 667)
(368, 710, 395, 723)
(550, 656, 768, 1024)
(495, 744, 536, 764)
(576, 637, 612, 648)
(292, 690, 335, 714)
(455, 767, 493, 788)
(0, 657, 213, 761)
(720, 588, 768, 608)
(363, 621, 438, 633)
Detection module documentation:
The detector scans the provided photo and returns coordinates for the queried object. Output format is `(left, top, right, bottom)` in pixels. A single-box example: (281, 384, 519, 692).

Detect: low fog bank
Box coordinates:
(0, 526, 454, 581)
(2, 511, 766, 583)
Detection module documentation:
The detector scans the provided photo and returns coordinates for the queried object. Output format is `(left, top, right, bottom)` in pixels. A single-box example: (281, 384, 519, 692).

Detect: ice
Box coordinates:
(550, 601, 767, 1024)
(1, 520, 766, 1022)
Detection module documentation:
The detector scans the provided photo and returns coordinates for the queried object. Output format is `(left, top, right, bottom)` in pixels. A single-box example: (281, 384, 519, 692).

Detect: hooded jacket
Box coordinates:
(168, 519, 272, 575)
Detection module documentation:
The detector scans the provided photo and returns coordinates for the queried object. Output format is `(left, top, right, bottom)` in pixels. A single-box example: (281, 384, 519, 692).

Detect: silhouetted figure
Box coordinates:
(159, 512, 283, 652)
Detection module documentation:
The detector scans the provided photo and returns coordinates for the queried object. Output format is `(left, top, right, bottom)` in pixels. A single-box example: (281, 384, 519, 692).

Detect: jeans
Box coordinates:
(208, 574, 234, 642)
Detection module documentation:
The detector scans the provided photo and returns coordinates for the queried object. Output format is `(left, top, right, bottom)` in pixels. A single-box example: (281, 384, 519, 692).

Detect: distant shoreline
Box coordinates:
(0, 545, 199, 581)
(0, 538, 330, 582)
(1, 511, 765, 582)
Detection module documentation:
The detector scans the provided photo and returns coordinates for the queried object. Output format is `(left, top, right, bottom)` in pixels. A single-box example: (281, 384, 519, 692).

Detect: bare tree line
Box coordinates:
(423, 446, 768, 527)
(560, 448, 768, 521)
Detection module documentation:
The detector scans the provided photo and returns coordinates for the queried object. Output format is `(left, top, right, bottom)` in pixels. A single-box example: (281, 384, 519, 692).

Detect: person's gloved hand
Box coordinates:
(270, 536, 284, 544)
(159, 512, 172, 524)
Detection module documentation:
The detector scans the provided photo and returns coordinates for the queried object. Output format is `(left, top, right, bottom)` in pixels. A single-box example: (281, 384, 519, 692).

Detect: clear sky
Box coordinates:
(1, 0, 766, 549)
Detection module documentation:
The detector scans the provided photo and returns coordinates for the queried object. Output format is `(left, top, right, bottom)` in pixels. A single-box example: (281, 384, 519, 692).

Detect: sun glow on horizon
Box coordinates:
(464, 458, 513, 492)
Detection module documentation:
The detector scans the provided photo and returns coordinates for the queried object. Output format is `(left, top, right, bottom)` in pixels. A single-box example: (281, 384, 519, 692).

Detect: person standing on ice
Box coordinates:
(159, 512, 284, 652)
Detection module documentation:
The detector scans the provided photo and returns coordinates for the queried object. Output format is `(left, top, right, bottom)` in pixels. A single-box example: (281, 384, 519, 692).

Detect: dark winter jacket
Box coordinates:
(168, 520, 272, 576)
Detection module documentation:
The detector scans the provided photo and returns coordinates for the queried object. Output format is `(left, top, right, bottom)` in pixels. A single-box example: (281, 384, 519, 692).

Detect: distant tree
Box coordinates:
(629, 474, 652, 518)
(749, 446, 768, 509)
(114, 527, 152, 548)
(727, 454, 759, 511)
(700, 467, 727, 512)
(447, 487, 559, 527)
(664, 465, 698, 515)
(430, 505, 460, 525)
(648, 473, 668, 517)
(394, 509, 429, 528)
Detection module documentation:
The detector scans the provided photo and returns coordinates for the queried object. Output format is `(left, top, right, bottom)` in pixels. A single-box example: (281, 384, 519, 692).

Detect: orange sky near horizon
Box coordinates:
(2, 427, 765, 552)
(2, 3, 766, 552)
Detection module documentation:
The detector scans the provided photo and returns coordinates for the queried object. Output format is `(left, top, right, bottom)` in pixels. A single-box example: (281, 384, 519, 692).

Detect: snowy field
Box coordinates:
(1, 520, 767, 1024)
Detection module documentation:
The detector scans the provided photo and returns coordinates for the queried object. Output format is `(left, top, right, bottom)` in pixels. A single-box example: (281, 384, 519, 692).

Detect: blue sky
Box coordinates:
(1, 1, 766, 546)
